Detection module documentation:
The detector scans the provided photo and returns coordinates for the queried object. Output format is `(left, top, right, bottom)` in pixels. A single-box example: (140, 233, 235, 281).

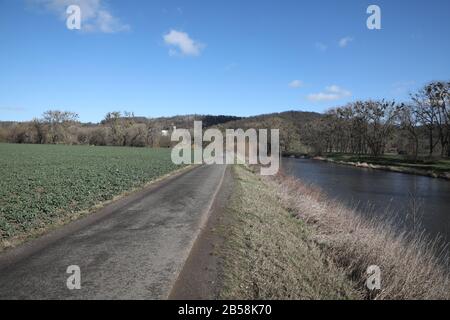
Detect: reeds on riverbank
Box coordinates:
(274, 172, 450, 299)
(219, 166, 361, 299)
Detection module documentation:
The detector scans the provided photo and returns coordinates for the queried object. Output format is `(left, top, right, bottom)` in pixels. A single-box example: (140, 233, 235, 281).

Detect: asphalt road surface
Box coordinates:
(0, 164, 227, 300)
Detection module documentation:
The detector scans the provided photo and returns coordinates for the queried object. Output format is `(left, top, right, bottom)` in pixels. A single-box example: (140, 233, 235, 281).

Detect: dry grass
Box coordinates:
(219, 165, 361, 300)
(274, 171, 450, 300)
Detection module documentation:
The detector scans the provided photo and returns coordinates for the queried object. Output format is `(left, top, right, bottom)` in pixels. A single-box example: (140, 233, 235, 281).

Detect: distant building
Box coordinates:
(161, 126, 176, 137)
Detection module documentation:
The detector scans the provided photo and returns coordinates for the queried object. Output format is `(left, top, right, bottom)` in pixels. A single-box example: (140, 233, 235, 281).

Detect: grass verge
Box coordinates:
(219, 165, 449, 300)
(219, 165, 361, 299)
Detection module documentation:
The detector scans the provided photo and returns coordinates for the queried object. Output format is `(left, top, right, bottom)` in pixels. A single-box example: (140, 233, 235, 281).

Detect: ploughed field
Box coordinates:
(0, 143, 181, 240)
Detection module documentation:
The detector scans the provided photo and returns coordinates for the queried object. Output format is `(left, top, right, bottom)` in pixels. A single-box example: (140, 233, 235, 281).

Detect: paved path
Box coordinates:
(0, 165, 227, 300)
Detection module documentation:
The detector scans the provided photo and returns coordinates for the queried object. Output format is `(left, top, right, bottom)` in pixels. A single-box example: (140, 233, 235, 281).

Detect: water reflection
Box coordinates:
(282, 157, 450, 246)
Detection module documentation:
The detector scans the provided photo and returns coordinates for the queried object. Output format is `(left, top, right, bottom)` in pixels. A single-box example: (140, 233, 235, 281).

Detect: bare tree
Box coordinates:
(103, 111, 123, 146)
(354, 100, 398, 156)
(42, 110, 79, 144)
(31, 118, 46, 144)
(412, 84, 441, 156)
(398, 103, 420, 160)
(424, 82, 450, 156)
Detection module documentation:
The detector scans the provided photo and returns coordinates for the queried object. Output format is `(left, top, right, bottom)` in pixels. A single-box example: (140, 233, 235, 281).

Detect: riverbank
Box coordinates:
(312, 154, 450, 180)
(218, 165, 449, 300)
(218, 165, 360, 299)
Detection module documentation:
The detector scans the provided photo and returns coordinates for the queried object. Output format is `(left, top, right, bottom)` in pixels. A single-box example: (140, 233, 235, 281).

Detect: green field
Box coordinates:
(0, 143, 182, 241)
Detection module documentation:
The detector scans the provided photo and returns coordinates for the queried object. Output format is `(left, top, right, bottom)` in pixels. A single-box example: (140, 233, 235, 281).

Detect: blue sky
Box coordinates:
(1, 0, 449, 122)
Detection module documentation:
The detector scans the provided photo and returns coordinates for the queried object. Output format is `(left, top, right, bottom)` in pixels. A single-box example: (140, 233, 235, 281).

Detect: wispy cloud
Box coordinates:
(338, 36, 354, 48)
(307, 85, 351, 102)
(224, 62, 238, 71)
(163, 30, 205, 57)
(288, 80, 303, 88)
(0, 107, 26, 113)
(315, 42, 327, 52)
(29, 0, 130, 33)
(391, 81, 416, 95)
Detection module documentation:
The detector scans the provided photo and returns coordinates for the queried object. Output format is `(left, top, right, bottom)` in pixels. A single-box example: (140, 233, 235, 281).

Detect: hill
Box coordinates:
(214, 110, 322, 154)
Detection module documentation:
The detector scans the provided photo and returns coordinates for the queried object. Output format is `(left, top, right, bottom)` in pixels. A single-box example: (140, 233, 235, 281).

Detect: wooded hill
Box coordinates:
(0, 110, 320, 153)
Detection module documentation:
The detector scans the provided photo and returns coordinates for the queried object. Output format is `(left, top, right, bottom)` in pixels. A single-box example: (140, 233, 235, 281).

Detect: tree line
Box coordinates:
(302, 81, 450, 159)
(0, 111, 242, 148)
(0, 111, 171, 148)
(1, 81, 448, 159)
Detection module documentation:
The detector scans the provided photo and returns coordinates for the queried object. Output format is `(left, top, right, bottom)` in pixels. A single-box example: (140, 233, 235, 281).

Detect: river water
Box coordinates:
(282, 157, 450, 246)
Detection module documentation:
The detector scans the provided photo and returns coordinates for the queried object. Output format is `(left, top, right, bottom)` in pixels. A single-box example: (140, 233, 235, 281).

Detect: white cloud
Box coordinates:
(289, 80, 303, 88)
(315, 42, 327, 52)
(307, 85, 352, 102)
(29, 0, 130, 33)
(338, 36, 354, 48)
(163, 30, 205, 57)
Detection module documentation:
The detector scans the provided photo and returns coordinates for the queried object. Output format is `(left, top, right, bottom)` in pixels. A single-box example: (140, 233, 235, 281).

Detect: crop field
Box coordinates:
(0, 143, 182, 242)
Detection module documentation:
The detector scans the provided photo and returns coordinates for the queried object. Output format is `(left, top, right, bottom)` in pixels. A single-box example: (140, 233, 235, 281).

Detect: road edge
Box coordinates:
(0, 165, 198, 270)
(167, 165, 231, 300)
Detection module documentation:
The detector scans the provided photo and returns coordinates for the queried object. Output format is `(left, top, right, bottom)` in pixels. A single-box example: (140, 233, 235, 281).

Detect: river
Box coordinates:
(282, 157, 450, 246)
